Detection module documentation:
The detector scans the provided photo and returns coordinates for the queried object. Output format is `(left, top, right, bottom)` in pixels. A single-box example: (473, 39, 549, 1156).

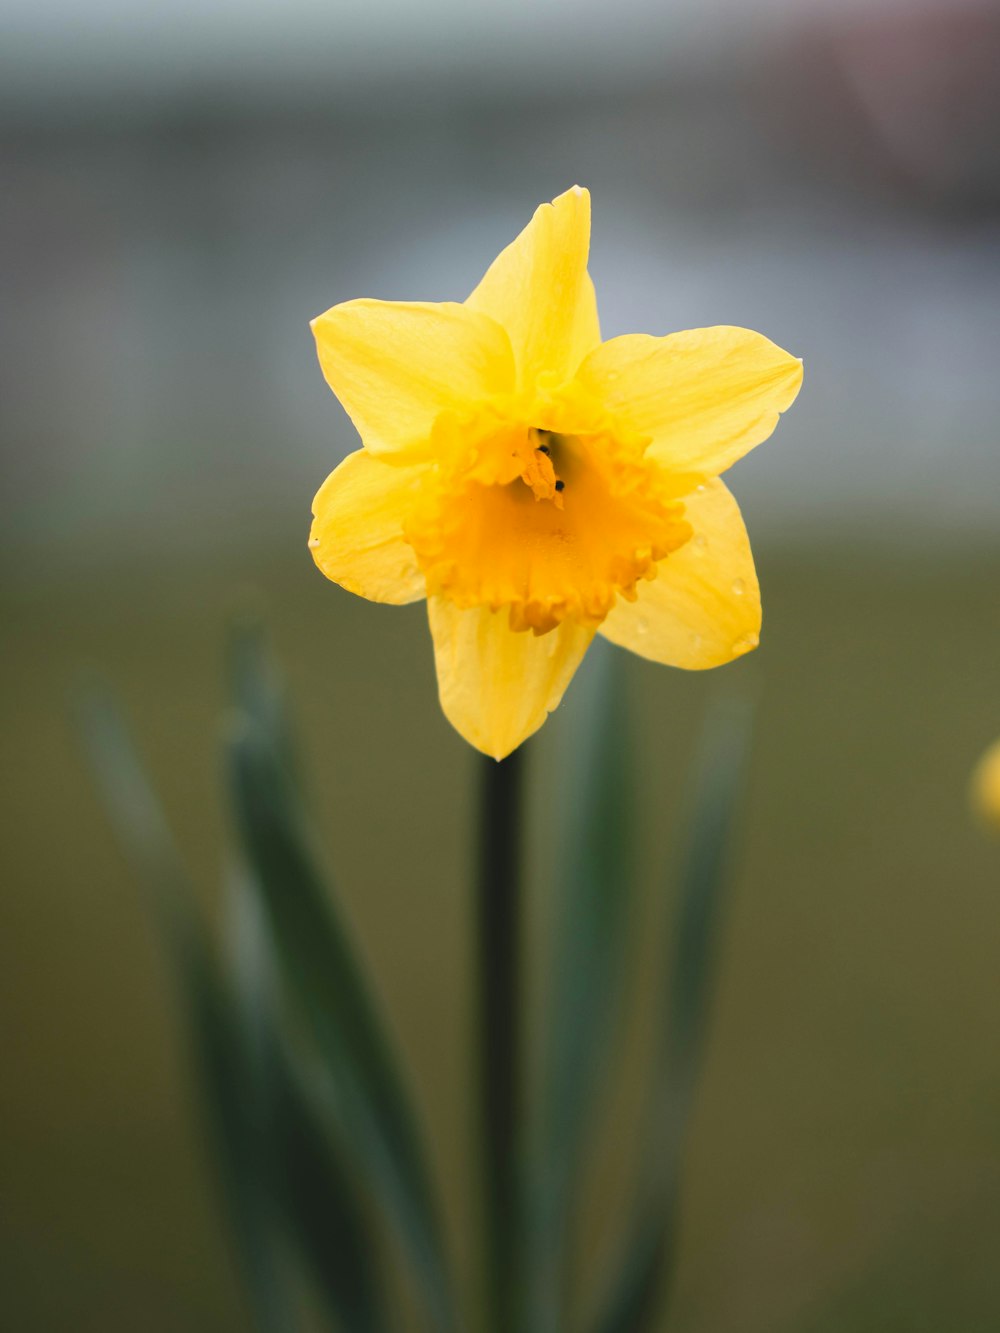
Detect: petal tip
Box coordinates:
(557, 182, 590, 207)
(783, 353, 805, 403)
(546, 184, 591, 221)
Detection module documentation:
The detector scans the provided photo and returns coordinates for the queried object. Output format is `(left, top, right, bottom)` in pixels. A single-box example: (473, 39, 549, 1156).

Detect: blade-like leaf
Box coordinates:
(229, 616, 299, 782)
(77, 685, 297, 1333)
(80, 686, 388, 1333)
(225, 863, 389, 1333)
(592, 693, 754, 1333)
(274, 1043, 389, 1332)
(227, 626, 458, 1327)
(528, 644, 637, 1331)
(226, 717, 457, 1332)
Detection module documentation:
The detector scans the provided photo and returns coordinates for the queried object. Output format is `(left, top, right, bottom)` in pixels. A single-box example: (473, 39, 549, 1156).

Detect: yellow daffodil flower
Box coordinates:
(971, 738, 1000, 831)
(309, 187, 802, 758)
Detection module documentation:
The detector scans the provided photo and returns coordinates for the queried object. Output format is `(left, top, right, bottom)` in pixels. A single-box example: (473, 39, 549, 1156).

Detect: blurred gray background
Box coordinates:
(2, 1, 1000, 1330)
(4, 0, 1000, 564)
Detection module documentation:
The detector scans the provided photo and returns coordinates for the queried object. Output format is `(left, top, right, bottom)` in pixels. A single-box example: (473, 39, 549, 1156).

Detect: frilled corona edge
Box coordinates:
(308, 186, 803, 758)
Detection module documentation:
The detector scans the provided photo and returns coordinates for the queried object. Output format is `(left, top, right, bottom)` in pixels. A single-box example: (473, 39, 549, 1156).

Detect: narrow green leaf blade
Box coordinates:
(592, 693, 754, 1333)
(274, 1045, 389, 1332)
(76, 685, 298, 1333)
(186, 949, 301, 1333)
(225, 719, 456, 1332)
(529, 645, 637, 1329)
(225, 864, 389, 1333)
(82, 685, 391, 1333)
(229, 617, 299, 782)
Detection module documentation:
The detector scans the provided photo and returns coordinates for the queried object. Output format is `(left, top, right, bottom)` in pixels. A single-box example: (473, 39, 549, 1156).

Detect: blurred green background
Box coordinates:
(3, 0, 1000, 1329)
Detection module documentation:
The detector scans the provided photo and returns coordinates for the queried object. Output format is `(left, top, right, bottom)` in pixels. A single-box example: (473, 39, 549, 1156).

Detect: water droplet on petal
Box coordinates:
(695, 483, 706, 493)
(309, 536, 321, 548)
(693, 533, 708, 554)
(636, 616, 649, 636)
(691, 632, 703, 650)
(731, 632, 759, 656)
(732, 577, 745, 596)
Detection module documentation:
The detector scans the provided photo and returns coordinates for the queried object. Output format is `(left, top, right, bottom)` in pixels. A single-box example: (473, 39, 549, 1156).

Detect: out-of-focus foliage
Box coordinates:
(80, 677, 394, 1332)
(79, 626, 757, 1332)
(4, 547, 999, 1330)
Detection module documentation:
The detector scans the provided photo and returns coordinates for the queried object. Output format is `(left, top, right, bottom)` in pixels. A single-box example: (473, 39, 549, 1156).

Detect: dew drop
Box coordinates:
(695, 483, 706, 493)
(731, 632, 759, 656)
(692, 533, 708, 554)
(309, 536, 321, 548)
(732, 577, 745, 596)
(636, 616, 649, 636)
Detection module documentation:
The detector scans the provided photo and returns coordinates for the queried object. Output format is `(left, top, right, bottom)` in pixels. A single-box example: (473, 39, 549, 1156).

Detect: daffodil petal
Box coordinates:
(576, 326, 802, 478)
(311, 300, 515, 457)
(310, 449, 428, 604)
(427, 599, 595, 759)
(466, 186, 600, 390)
(971, 738, 1000, 832)
(598, 479, 760, 668)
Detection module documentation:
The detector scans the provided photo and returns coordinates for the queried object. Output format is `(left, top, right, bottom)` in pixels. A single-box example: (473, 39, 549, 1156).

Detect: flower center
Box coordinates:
(404, 408, 692, 634)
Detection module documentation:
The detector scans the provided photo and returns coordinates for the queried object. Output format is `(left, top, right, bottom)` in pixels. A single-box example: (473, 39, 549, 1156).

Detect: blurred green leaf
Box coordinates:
(229, 616, 299, 782)
(528, 645, 637, 1330)
(592, 693, 754, 1333)
(77, 685, 298, 1333)
(225, 863, 390, 1333)
(272, 1042, 389, 1332)
(228, 624, 459, 1327)
(225, 638, 456, 1333)
(80, 686, 389, 1333)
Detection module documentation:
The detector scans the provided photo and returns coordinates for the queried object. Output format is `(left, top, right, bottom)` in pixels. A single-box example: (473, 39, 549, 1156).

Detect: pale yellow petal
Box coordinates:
(576, 326, 802, 478)
(310, 449, 427, 604)
(428, 599, 595, 759)
(466, 186, 600, 390)
(598, 479, 760, 669)
(311, 300, 514, 457)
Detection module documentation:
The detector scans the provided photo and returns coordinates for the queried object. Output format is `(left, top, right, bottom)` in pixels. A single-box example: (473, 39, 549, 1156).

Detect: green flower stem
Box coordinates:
(476, 749, 525, 1333)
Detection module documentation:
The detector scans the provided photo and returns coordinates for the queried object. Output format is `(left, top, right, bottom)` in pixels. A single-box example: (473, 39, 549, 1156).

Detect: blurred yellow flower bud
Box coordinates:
(971, 738, 1000, 831)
